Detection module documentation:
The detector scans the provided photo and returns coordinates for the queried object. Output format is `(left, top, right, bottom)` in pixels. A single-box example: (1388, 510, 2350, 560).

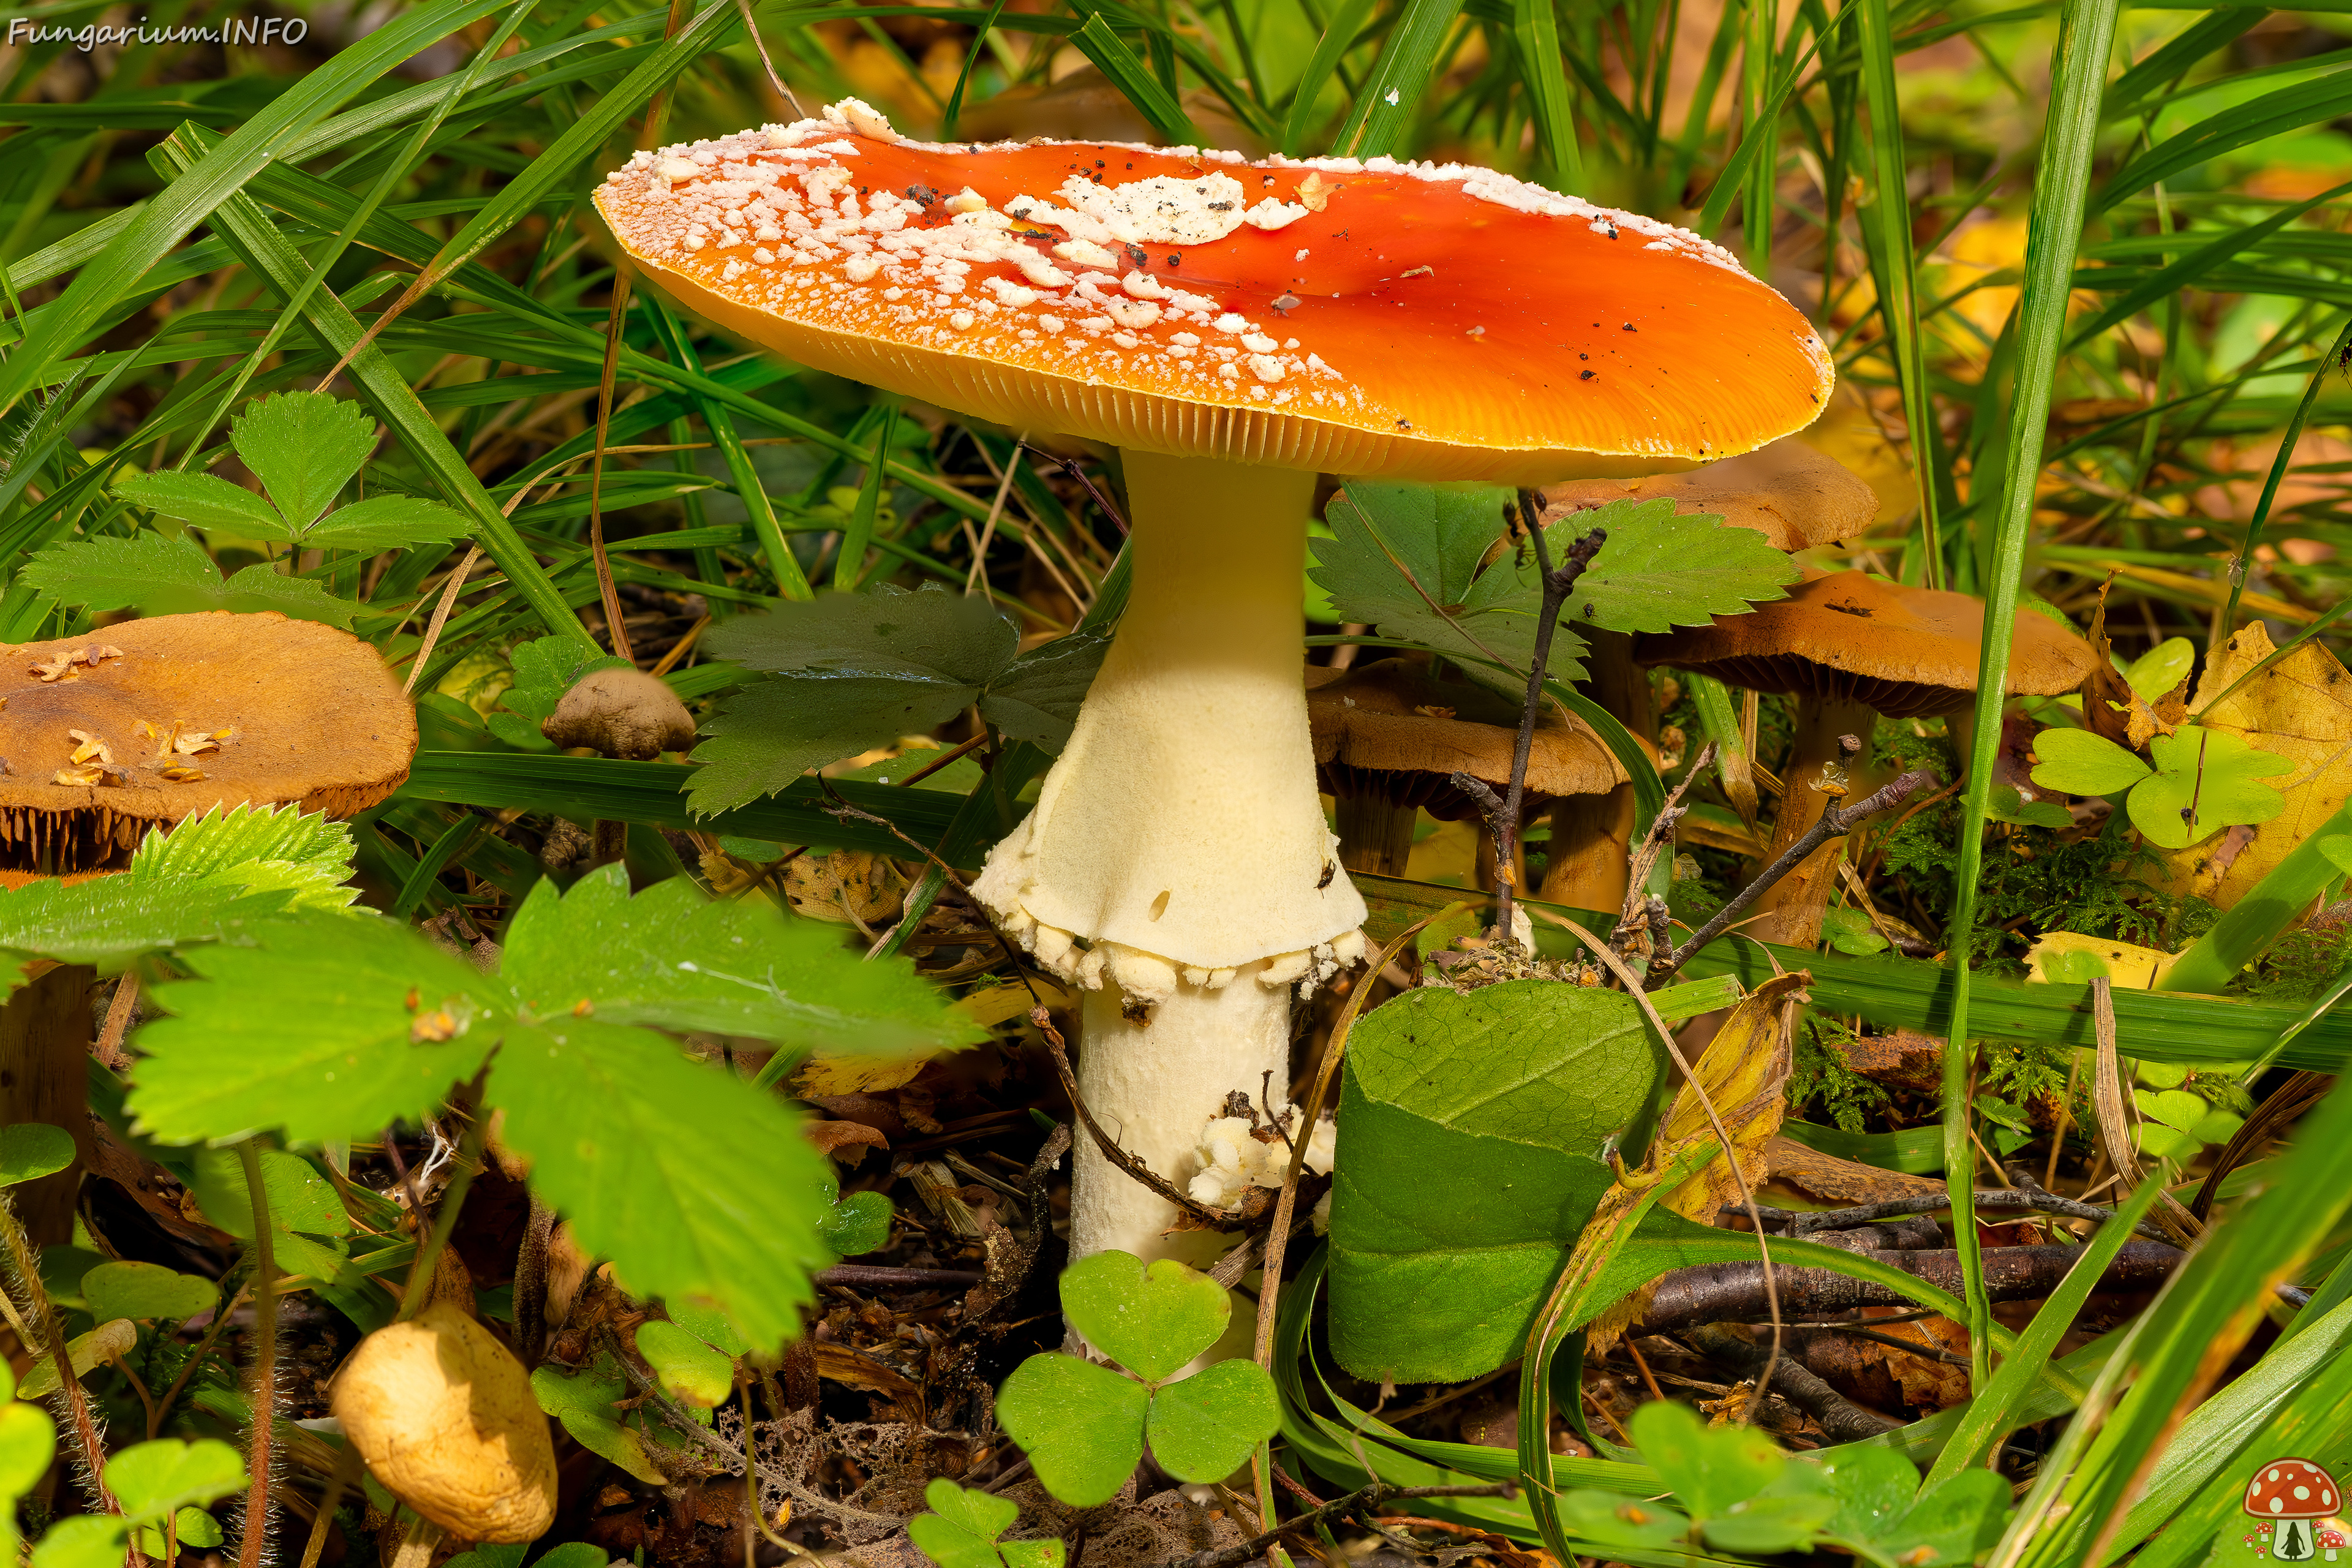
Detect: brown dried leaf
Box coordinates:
(31, 655, 75, 683)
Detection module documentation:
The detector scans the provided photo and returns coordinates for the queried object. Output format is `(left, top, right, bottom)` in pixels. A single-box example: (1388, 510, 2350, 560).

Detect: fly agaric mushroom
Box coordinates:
(0, 612, 413, 1241)
(1537, 437, 1879, 913)
(332, 1302, 558, 1542)
(2245, 1460, 2342, 1564)
(1638, 571, 2093, 947)
(595, 100, 1833, 1267)
(2320, 1525, 2346, 1562)
(1305, 658, 1629, 886)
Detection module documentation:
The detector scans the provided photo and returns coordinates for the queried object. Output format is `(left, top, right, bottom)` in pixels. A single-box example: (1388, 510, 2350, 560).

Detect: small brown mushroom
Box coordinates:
(1306, 658, 1628, 893)
(331, 1302, 558, 1544)
(0, 612, 413, 1242)
(1539, 440, 1880, 908)
(1638, 570, 2092, 947)
(541, 668, 695, 761)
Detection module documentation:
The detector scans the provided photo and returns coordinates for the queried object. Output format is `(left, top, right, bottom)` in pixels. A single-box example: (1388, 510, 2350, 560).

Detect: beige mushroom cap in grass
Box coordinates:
(543, 668, 696, 761)
(0, 611, 413, 872)
(597, 98, 1834, 1274)
(1540, 436, 1879, 552)
(1636, 569, 2095, 718)
(331, 1303, 557, 1544)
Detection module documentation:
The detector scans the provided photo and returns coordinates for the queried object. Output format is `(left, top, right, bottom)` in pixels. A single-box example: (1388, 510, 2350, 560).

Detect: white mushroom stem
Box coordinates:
(974, 452, 1366, 1268)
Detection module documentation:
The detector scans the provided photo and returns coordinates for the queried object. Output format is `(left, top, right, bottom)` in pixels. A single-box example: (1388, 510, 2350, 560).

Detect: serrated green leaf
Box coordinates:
(1542, 497, 1800, 633)
(2128, 727, 2294, 850)
(995, 1354, 1147, 1507)
(2030, 726, 2153, 797)
(130, 914, 502, 1147)
(19, 530, 225, 612)
(0, 875, 290, 968)
(113, 471, 290, 537)
(1144, 1360, 1280, 1482)
(493, 636, 630, 752)
(81, 1262, 216, 1323)
(127, 804, 357, 908)
(1059, 1253, 1227, 1383)
(0, 1125, 74, 1188)
(635, 1320, 734, 1408)
(688, 674, 982, 815)
(530, 1359, 666, 1485)
(979, 631, 1108, 753)
(303, 494, 470, 552)
(706, 581, 1017, 682)
(104, 1439, 246, 1525)
(216, 562, 360, 628)
(485, 1017, 831, 1352)
(500, 868, 982, 1056)
(1328, 980, 1659, 1384)
(230, 391, 376, 530)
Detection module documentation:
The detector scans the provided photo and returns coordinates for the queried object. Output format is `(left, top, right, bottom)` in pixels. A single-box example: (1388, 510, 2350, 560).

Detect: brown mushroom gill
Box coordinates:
(1638, 571, 2092, 948)
(0, 612, 415, 1242)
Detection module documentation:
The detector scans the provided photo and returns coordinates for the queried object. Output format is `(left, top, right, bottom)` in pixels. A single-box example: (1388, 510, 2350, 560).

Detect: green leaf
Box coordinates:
(1699, 1465, 1838, 1556)
(17, 1319, 134, 1400)
(1630, 1399, 1782, 1521)
(442, 1544, 528, 1568)
(215, 562, 361, 629)
(531, 1359, 666, 1485)
(1877, 1470, 2006, 1566)
(189, 1148, 350, 1239)
(2135, 1088, 2207, 1133)
(29, 1513, 129, 1568)
(530, 1544, 609, 1568)
(2125, 637, 2195, 701)
(818, 1190, 894, 1257)
(19, 530, 229, 612)
(1544, 497, 1800, 634)
(485, 1016, 832, 1352)
(922, 1478, 1017, 1543)
(1553, 1490, 1689, 1548)
(0, 1404, 56, 1499)
(1144, 1360, 1280, 1483)
(1059, 1252, 1230, 1383)
(499, 868, 983, 1055)
(1822, 906, 1890, 956)
(995, 1353, 1147, 1508)
(113, 470, 290, 536)
(635, 1320, 735, 1408)
(0, 1125, 74, 1188)
(1327, 979, 1659, 1383)
(1986, 784, 2073, 831)
(2030, 727, 2153, 797)
(690, 675, 986, 815)
(910, 1480, 1065, 1568)
(103, 1439, 247, 1525)
(1815, 1446, 1918, 1546)
(998, 1542, 1063, 1568)
(979, 632, 1109, 753)
(126, 804, 358, 911)
(2128, 727, 2293, 850)
(230, 391, 377, 530)
(132, 1508, 225, 1558)
(302, 494, 470, 552)
(130, 914, 502, 1147)
(80, 1262, 217, 1323)
(664, 1301, 749, 1359)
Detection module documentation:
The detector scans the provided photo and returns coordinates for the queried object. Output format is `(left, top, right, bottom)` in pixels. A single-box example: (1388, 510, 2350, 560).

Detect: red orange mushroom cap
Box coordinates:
(2246, 1461, 2342, 1521)
(594, 100, 1834, 484)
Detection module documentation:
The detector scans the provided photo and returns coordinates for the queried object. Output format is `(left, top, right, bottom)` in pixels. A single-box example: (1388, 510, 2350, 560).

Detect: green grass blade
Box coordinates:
(2094, 67, 2352, 217)
(941, 0, 1008, 138)
(1510, 0, 1581, 189)
(2068, 180, 2352, 347)
(1927, 1174, 2167, 1484)
(2164, 797, 2352, 995)
(2219, 315, 2352, 632)
(0, 0, 510, 423)
(1070, 13, 1200, 143)
(1281, 0, 1376, 154)
(1934, 0, 2119, 1387)
(644, 300, 811, 601)
(1331, 0, 1464, 159)
(834, 401, 899, 591)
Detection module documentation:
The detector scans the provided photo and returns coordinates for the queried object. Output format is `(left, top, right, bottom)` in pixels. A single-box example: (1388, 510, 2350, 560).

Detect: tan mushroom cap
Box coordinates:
(1306, 658, 1626, 815)
(1635, 570, 2095, 718)
(1539, 437, 1879, 552)
(594, 102, 1833, 485)
(0, 612, 415, 872)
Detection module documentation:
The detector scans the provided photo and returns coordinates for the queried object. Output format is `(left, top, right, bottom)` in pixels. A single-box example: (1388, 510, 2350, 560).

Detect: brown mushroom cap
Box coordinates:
(331, 1302, 557, 1543)
(1539, 437, 1878, 552)
(0, 612, 413, 872)
(1634, 571, 2094, 718)
(542, 668, 696, 760)
(594, 103, 1833, 484)
(1306, 658, 1626, 816)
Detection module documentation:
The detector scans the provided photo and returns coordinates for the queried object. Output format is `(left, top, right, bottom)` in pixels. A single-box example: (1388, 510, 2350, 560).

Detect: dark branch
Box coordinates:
(1682, 1323, 1904, 1442)
(1645, 766, 1942, 987)
(1638, 1240, 2188, 1332)
(1731, 1188, 2174, 1245)
(1492, 501, 1607, 941)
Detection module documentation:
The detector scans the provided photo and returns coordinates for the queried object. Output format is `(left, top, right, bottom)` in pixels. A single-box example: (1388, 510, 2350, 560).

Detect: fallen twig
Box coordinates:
(1639, 1240, 2187, 1331)
(1167, 1483, 1511, 1568)
(1683, 1323, 1902, 1442)
(1646, 766, 1941, 988)
(1732, 1188, 2174, 1245)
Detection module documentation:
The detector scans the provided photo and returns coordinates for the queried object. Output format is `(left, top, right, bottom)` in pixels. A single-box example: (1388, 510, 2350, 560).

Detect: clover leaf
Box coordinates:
(995, 1253, 1280, 1507)
(908, 1479, 1065, 1568)
(2127, 727, 2292, 849)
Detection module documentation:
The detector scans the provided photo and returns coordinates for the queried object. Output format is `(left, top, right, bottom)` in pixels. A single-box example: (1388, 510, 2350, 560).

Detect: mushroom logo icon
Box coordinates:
(2245, 1460, 2342, 1559)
